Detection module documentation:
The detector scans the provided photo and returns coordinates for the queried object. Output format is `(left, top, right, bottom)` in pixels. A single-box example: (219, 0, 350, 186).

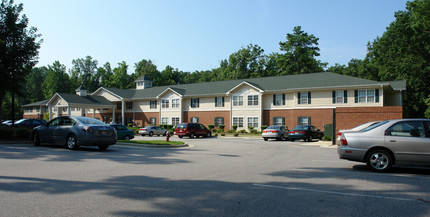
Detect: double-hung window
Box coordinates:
(150, 100, 157, 109)
(273, 117, 285, 126)
(355, 89, 379, 103)
(247, 117, 259, 128)
(126, 102, 133, 110)
(149, 117, 156, 125)
(172, 117, 180, 126)
(273, 94, 285, 106)
(161, 99, 169, 108)
(214, 117, 224, 127)
(161, 117, 169, 125)
(215, 97, 224, 107)
(333, 91, 348, 104)
(232, 95, 243, 106)
(233, 117, 244, 128)
(298, 117, 311, 125)
(191, 98, 199, 108)
(247, 95, 259, 106)
(298, 92, 311, 104)
(172, 99, 180, 108)
(190, 117, 199, 123)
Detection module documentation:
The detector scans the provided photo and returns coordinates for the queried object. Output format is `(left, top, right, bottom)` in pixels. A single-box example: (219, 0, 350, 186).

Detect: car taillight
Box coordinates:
(263, 130, 267, 133)
(82, 126, 93, 133)
(272, 130, 279, 133)
(339, 134, 348, 145)
(140, 128, 146, 131)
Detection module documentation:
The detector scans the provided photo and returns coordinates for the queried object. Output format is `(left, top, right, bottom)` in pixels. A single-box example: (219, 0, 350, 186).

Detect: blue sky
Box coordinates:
(17, 0, 409, 73)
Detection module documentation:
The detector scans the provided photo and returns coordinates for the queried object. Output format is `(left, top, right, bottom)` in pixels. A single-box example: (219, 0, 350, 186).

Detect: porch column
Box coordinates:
(48, 106, 52, 121)
(121, 99, 125, 125)
(112, 106, 116, 124)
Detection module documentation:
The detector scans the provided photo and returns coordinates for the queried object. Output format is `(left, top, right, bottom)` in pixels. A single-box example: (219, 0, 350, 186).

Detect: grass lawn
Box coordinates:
(118, 140, 185, 145)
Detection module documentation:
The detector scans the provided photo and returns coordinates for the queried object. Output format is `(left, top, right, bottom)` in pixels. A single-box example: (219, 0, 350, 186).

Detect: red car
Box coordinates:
(175, 123, 211, 138)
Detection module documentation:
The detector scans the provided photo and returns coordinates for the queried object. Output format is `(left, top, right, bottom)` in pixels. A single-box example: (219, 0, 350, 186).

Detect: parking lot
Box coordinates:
(0, 136, 429, 216)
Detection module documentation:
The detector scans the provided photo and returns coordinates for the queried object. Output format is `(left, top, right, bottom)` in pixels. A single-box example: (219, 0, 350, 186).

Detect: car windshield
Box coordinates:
(350, 121, 379, 131)
(14, 119, 27, 124)
(267, 126, 280, 130)
(293, 125, 308, 131)
(360, 121, 389, 132)
(75, 117, 106, 125)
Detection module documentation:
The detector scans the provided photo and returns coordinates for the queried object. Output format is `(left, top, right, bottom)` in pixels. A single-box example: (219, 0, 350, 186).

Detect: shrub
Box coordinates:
(248, 126, 254, 130)
(127, 123, 133, 128)
(250, 129, 258, 134)
(261, 125, 268, 131)
(219, 125, 225, 131)
(227, 130, 235, 133)
(322, 135, 332, 141)
(212, 128, 217, 133)
(232, 125, 238, 131)
(0, 126, 13, 140)
(218, 129, 224, 133)
(208, 124, 214, 130)
(239, 129, 247, 134)
(221, 133, 225, 136)
(15, 128, 31, 140)
(234, 133, 239, 137)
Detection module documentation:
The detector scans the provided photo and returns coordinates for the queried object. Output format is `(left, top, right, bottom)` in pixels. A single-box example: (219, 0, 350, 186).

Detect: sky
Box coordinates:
(16, 0, 409, 73)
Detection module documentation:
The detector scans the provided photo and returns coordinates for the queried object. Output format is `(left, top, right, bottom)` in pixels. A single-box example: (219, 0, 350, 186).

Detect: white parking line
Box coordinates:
(253, 183, 421, 202)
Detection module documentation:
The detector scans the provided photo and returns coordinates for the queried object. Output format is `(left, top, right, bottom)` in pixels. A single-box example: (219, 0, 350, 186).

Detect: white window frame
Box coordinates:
(247, 117, 259, 128)
(172, 99, 180, 108)
(247, 95, 259, 106)
(215, 97, 224, 107)
(298, 117, 311, 125)
(161, 99, 169, 108)
(232, 95, 244, 107)
(149, 117, 156, 125)
(161, 117, 169, 125)
(357, 90, 376, 103)
(191, 98, 199, 108)
(300, 92, 309, 104)
(335, 91, 345, 104)
(172, 117, 180, 126)
(274, 94, 283, 106)
(150, 100, 157, 109)
(233, 117, 244, 128)
(366, 90, 375, 103)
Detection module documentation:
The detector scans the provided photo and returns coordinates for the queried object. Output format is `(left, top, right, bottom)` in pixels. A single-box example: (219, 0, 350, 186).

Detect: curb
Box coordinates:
(116, 142, 189, 148)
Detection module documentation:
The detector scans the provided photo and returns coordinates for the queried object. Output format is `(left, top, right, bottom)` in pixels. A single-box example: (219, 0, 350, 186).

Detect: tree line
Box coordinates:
(1, 0, 429, 121)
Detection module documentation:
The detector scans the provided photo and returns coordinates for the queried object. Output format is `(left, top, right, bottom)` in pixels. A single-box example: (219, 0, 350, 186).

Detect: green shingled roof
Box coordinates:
(23, 99, 49, 107)
(98, 72, 406, 99)
(57, 93, 114, 106)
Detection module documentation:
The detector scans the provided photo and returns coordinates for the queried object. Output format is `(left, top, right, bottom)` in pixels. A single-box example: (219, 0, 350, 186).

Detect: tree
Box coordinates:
(24, 66, 47, 103)
(70, 56, 99, 92)
(98, 62, 113, 87)
(221, 44, 268, 80)
(0, 0, 41, 122)
(366, 0, 430, 117)
(278, 26, 327, 74)
(42, 61, 71, 99)
(110, 61, 130, 89)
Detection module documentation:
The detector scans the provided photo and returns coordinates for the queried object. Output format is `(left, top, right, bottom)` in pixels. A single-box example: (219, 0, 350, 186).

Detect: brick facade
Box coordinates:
(263, 109, 333, 130)
(335, 106, 403, 131)
(184, 111, 231, 130)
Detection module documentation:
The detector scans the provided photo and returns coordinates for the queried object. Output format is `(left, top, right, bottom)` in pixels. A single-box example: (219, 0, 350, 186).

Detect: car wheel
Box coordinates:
(280, 135, 285, 141)
(307, 135, 313, 142)
(98, 145, 109, 151)
(290, 139, 295, 142)
(178, 135, 183, 138)
(205, 132, 211, 138)
(124, 135, 130, 141)
(263, 138, 268, 141)
(141, 134, 145, 137)
(149, 131, 154, 137)
(190, 133, 195, 139)
(366, 149, 392, 172)
(33, 132, 40, 146)
(66, 135, 79, 150)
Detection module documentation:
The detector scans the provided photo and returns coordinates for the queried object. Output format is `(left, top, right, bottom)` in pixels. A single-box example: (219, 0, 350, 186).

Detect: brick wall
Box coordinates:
(184, 111, 231, 130)
(336, 106, 403, 131)
(263, 109, 333, 130)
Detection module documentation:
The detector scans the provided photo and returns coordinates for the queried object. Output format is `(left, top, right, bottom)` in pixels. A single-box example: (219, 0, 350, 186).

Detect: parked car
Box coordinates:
(7, 118, 46, 128)
(338, 119, 430, 172)
(139, 126, 168, 136)
(175, 123, 211, 138)
(32, 116, 117, 150)
(288, 125, 323, 142)
(262, 125, 289, 141)
(110, 124, 134, 140)
(337, 121, 380, 143)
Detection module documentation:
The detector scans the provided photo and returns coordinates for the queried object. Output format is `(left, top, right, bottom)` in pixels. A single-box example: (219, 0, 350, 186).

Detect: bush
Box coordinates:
(232, 125, 238, 131)
(261, 125, 268, 131)
(208, 124, 214, 130)
(0, 126, 13, 140)
(212, 128, 217, 133)
(221, 133, 225, 136)
(248, 126, 254, 130)
(15, 128, 31, 140)
(219, 125, 225, 131)
(127, 123, 133, 128)
(218, 129, 224, 133)
(250, 129, 259, 134)
(234, 133, 239, 137)
(322, 135, 332, 141)
(239, 129, 247, 134)
(227, 130, 235, 133)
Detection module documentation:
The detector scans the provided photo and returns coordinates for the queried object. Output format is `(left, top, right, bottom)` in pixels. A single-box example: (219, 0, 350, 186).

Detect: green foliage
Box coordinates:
(261, 125, 268, 131)
(250, 129, 259, 134)
(232, 125, 238, 131)
(208, 124, 214, 130)
(322, 135, 332, 141)
(239, 129, 247, 134)
(219, 125, 225, 130)
(0, 126, 31, 140)
(227, 130, 235, 133)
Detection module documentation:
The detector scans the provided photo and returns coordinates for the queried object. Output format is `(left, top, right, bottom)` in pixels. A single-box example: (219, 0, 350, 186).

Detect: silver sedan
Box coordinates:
(337, 119, 430, 172)
(32, 116, 117, 150)
(262, 125, 289, 141)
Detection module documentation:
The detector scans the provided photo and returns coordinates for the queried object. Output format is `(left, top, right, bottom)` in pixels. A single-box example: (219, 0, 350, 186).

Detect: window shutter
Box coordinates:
(332, 91, 336, 104)
(344, 90, 348, 103)
(273, 117, 276, 125)
(282, 94, 285, 105)
(375, 89, 379, 103)
(308, 117, 311, 125)
(273, 94, 276, 105)
(196, 117, 199, 123)
(354, 90, 358, 103)
(197, 98, 200, 107)
(297, 117, 301, 125)
(222, 97, 225, 107)
(215, 97, 217, 107)
(308, 92, 311, 104)
(282, 117, 285, 126)
(298, 93, 301, 104)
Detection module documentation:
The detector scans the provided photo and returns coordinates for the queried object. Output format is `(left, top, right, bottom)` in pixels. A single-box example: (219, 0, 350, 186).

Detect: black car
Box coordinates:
(288, 125, 323, 142)
(8, 119, 46, 128)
